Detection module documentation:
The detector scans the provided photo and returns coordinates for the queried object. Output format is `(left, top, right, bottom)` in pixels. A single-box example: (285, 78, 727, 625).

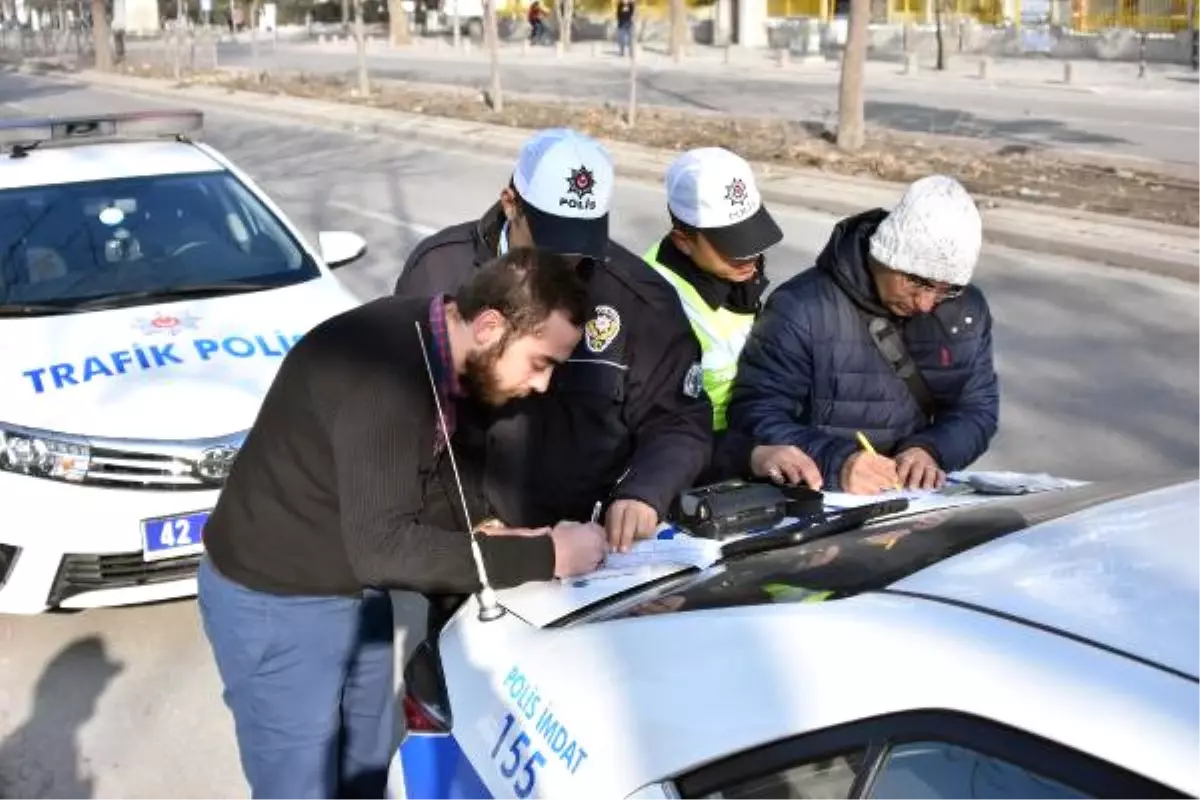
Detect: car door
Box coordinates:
(664, 710, 1185, 799)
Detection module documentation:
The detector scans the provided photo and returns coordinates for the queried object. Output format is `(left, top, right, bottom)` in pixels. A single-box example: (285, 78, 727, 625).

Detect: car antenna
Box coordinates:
(415, 320, 506, 623)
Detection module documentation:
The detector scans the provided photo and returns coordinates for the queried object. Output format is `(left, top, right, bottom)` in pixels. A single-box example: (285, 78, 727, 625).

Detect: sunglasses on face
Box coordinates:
(903, 272, 965, 300)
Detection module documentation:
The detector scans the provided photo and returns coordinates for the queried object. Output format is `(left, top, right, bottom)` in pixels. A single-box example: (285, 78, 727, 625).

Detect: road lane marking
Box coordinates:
(326, 201, 437, 236)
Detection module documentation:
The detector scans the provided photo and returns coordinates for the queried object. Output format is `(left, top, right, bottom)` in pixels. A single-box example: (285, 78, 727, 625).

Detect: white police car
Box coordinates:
(0, 110, 366, 614)
(393, 476, 1199, 799)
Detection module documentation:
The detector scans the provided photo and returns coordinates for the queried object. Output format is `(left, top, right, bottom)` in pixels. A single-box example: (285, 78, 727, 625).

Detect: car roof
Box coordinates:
(0, 139, 225, 191)
(892, 479, 1199, 680)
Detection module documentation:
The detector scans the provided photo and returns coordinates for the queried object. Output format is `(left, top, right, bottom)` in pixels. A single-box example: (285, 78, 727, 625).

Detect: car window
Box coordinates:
(700, 750, 868, 799)
(0, 170, 319, 305)
(868, 741, 1089, 799)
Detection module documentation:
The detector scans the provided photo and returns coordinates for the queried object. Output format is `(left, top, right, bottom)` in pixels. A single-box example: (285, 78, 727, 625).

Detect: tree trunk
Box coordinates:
(354, 0, 370, 95)
(341, 0, 349, 31)
(835, 0, 869, 151)
(626, 32, 637, 126)
(485, 0, 502, 110)
(1189, 0, 1198, 70)
(934, 0, 945, 70)
(250, 0, 261, 72)
(558, 0, 574, 47)
(669, 0, 686, 60)
(388, 0, 410, 44)
(90, 0, 111, 70)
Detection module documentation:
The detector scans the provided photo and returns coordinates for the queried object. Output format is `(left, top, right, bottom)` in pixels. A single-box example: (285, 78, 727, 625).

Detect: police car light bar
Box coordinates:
(0, 109, 204, 151)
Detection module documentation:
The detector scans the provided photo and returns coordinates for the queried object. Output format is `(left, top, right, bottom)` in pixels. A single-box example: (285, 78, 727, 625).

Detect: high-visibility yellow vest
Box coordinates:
(644, 243, 756, 431)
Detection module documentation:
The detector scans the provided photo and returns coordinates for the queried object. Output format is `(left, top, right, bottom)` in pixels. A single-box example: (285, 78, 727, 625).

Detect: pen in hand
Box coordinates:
(855, 431, 902, 491)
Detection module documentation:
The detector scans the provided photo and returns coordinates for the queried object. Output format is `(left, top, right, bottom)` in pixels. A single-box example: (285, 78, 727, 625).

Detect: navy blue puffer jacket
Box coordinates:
(726, 209, 999, 490)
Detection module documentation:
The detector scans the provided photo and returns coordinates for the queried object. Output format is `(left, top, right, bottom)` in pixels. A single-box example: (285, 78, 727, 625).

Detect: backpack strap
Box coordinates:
(855, 307, 938, 423)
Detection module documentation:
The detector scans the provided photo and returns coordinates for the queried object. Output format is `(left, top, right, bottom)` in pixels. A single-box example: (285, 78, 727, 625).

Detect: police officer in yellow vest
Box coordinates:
(645, 147, 824, 488)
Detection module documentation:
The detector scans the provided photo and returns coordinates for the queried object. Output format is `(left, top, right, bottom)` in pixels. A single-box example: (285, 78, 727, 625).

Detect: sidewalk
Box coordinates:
(296, 36, 1199, 96)
(43, 67, 1196, 282)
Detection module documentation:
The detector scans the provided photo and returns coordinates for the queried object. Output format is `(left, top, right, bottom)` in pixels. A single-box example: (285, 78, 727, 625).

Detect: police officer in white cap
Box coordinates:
(728, 174, 999, 495)
(645, 147, 823, 488)
(396, 128, 713, 553)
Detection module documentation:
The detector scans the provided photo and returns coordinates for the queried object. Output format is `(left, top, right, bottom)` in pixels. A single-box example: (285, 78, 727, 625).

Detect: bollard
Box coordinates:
(1062, 60, 1072, 84)
(522, 39, 530, 55)
(555, 40, 564, 57)
(591, 41, 599, 57)
(904, 52, 918, 75)
(723, 42, 731, 64)
(777, 46, 789, 67)
(463, 38, 472, 53)
(978, 56, 989, 79)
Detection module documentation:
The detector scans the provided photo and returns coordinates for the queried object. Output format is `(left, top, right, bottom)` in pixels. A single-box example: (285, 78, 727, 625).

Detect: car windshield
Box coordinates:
(0, 170, 319, 310)
(573, 478, 1180, 626)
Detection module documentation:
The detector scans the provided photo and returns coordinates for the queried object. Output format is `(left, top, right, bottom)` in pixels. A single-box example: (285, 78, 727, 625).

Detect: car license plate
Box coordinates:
(141, 510, 210, 562)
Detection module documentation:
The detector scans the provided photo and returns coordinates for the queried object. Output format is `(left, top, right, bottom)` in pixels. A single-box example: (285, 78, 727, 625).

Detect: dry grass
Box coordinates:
(123, 62, 1200, 227)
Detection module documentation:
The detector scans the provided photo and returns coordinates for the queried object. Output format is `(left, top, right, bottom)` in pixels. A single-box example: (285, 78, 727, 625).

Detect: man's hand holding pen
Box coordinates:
(476, 517, 607, 577)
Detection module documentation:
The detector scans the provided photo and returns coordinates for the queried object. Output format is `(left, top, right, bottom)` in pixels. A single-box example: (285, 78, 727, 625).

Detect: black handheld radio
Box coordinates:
(674, 479, 825, 540)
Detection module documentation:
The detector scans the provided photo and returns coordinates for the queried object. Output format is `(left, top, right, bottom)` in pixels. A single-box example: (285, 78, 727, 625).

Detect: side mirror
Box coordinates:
(318, 231, 367, 269)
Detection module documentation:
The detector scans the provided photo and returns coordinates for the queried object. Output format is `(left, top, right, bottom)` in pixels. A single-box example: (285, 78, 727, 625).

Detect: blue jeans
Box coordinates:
(197, 556, 396, 799)
(617, 25, 632, 55)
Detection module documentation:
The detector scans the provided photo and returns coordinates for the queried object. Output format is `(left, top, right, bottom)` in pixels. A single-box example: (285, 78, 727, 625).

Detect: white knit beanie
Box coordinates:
(868, 175, 982, 286)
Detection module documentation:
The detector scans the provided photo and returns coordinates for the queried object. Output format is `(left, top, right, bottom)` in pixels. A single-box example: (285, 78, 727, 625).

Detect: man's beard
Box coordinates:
(462, 340, 513, 407)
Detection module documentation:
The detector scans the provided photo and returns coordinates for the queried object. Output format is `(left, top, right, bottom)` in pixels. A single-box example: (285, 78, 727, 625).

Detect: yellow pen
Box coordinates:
(855, 431, 902, 491)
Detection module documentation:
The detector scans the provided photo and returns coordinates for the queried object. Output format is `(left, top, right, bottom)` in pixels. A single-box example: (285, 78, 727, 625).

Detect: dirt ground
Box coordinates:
(107, 61, 1200, 228)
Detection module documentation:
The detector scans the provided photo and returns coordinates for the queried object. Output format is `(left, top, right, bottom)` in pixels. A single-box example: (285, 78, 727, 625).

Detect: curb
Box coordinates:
(32, 68, 1200, 283)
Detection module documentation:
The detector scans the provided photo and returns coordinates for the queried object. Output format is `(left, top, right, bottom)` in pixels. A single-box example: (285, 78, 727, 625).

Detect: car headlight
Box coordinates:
(0, 426, 90, 482)
(195, 444, 240, 484)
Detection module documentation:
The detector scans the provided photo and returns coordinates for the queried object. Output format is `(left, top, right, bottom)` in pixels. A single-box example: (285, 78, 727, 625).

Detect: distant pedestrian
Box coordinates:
(616, 0, 635, 56)
(528, 0, 548, 45)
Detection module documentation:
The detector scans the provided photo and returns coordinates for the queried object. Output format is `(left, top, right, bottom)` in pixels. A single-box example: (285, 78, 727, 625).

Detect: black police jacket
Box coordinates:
(393, 203, 714, 527)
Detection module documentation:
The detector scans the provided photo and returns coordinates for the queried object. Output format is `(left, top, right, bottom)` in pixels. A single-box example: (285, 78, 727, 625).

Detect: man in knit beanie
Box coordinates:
(726, 175, 1000, 495)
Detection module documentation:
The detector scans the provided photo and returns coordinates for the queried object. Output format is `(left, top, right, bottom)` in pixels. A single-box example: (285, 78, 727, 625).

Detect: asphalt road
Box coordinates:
(0, 74, 1197, 798)
(201, 39, 1200, 167)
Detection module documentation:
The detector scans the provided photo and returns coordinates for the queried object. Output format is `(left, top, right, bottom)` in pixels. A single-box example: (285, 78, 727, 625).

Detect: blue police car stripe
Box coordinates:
(400, 734, 494, 799)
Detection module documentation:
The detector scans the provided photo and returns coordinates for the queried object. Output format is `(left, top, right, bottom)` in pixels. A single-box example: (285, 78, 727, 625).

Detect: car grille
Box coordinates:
(85, 446, 207, 490)
(47, 551, 201, 606)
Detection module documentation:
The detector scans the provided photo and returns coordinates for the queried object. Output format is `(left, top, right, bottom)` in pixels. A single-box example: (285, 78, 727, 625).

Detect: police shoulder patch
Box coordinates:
(682, 362, 704, 398)
(584, 304, 621, 353)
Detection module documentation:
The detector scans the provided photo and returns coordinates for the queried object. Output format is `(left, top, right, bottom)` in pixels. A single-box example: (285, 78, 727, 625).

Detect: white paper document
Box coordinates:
(579, 525, 723, 582)
(822, 471, 1086, 516)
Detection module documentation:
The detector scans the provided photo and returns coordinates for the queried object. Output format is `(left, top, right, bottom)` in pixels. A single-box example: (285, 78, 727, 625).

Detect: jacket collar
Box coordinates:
(472, 202, 507, 266)
(816, 208, 893, 318)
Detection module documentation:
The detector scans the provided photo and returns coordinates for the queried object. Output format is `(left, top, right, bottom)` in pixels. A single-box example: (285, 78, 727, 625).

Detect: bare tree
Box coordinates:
(91, 0, 112, 70)
(934, 0, 946, 70)
(557, 0, 574, 48)
(250, 0, 261, 73)
(484, 0, 502, 111)
(1190, 0, 1198, 70)
(626, 34, 637, 126)
(389, 0, 411, 45)
(836, 0, 869, 151)
(354, 0, 370, 95)
(668, 0, 686, 60)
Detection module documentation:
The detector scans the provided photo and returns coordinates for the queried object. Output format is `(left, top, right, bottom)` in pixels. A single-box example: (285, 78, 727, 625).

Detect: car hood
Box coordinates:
(0, 277, 361, 440)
